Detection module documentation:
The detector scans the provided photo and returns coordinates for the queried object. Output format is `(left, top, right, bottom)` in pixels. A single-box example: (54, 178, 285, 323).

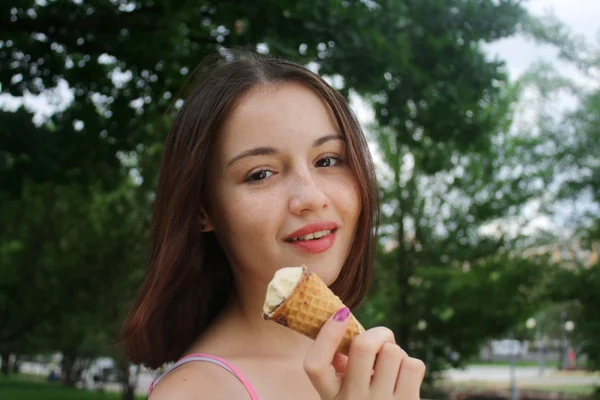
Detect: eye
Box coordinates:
(246, 170, 274, 183)
(315, 154, 343, 168)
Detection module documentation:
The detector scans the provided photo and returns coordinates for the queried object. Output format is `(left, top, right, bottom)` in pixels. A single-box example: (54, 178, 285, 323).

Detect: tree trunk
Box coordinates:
(73, 358, 91, 385)
(1, 352, 10, 376)
(120, 360, 138, 400)
(60, 351, 76, 387)
(11, 354, 21, 373)
(394, 136, 411, 350)
(396, 207, 411, 349)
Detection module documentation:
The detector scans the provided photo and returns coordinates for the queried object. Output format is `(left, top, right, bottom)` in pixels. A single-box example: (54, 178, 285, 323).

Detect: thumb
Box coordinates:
(303, 307, 351, 399)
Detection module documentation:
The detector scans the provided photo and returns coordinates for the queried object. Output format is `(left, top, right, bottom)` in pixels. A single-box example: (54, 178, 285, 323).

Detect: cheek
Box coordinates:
(334, 176, 362, 223)
(214, 189, 281, 241)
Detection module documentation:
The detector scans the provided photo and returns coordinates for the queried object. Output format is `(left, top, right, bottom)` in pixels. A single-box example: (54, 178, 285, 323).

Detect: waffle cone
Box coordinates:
(263, 266, 365, 355)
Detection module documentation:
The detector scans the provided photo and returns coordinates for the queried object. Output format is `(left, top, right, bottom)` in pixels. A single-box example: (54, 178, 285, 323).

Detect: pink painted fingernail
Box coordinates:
(333, 307, 350, 322)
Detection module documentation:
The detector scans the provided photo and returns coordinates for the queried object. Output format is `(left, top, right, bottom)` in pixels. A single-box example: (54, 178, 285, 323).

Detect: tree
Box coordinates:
(1, 0, 527, 190)
(549, 265, 600, 370)
(0, 178, 149, 337)
(0, 175, 150, 397)
(355, 75, 555, 375)
(2, 0, 543, 396)
(520, 9, 599, 219)
(514, 10, 600, 371)
(348, 3, 561, 379)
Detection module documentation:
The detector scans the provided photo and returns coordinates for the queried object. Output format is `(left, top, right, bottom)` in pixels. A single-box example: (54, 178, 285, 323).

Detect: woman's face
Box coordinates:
(205, 82, 361, 286)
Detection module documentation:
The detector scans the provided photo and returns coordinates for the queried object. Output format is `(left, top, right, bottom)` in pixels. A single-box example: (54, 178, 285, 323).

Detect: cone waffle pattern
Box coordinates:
(264, 266, 365, 355)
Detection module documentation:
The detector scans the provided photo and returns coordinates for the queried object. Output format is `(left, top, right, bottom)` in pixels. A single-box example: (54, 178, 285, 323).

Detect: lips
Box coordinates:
(283, 221, 339, 254)
(286, 232, 337, 254)
(284, 221, 339, 242)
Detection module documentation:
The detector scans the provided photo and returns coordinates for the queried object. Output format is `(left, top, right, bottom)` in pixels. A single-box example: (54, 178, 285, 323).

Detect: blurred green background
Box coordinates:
(1, 0, 599, 399)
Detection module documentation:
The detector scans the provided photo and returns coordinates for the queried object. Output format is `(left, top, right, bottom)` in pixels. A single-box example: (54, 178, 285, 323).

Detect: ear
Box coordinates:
(198, 210, 215, 233)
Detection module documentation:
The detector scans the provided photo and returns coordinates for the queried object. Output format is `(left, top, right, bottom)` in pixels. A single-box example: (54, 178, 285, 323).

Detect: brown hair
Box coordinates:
(120, 49, 380, 369)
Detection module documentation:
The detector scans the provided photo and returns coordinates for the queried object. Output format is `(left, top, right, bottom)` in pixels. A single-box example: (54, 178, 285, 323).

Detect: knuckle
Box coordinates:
(351, 327, 396, 355)
(372, 326, 396, 342)
(352, 335, 380, 355)
(404, 357, 426, 374)
(382, 342, 406, 358)
(302, 357, 323, 376)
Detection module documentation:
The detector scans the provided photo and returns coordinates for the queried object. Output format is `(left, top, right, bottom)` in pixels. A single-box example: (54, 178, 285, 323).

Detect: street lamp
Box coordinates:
(565, 321, 575, 332)
(560, 313, 575, 369)
(526, 318, 536, 329)
(525, 317, 545, 376)
(508, 330, 518, 400)
(416, 320, 433, 369)
(564, 320, 575, 369)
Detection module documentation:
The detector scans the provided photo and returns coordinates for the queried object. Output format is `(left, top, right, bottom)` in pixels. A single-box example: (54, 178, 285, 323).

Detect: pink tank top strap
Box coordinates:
(148, 353, 261, 399)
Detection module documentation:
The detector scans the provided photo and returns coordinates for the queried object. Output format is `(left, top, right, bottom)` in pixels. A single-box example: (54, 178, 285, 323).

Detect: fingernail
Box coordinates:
(333, 307, 350, 322)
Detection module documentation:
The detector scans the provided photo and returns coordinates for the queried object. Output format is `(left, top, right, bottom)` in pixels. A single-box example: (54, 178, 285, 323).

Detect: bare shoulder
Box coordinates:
(148, 361, 251, 400)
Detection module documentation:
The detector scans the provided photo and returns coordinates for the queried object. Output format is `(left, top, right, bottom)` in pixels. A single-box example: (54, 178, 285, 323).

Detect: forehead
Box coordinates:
(216, 82, 340, 155)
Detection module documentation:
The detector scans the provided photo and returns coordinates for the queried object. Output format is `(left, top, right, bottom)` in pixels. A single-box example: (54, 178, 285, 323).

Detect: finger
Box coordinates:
(343, 327, 395, 395)
(332, 353, 348, 375)
(394, 357, 426, 398)
(371, 343, 405, 395)
(303, 306, 351, 399)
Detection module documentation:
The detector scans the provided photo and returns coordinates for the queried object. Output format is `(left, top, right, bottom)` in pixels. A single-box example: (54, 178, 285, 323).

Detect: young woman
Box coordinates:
(120, 49, 425, 400)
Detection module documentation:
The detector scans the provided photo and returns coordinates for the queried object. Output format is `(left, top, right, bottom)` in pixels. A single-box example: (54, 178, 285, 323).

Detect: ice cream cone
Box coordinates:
(262, 265, 365, 355)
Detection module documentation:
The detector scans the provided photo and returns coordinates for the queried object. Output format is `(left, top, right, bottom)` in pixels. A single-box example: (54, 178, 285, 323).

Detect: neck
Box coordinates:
(189, 269, 313, 360)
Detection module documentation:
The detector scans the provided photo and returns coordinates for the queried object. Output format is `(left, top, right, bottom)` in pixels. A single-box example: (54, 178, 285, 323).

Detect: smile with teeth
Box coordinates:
(286, 229, 333, 242)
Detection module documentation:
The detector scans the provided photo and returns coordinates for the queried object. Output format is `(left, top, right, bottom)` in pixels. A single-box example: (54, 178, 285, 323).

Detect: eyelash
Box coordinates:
(244, 154, 345, 184)
(315, 153, 344, 168)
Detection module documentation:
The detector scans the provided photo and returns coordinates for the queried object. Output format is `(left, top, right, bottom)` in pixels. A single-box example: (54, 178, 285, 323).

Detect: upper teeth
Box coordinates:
(290, 230, 331, 241)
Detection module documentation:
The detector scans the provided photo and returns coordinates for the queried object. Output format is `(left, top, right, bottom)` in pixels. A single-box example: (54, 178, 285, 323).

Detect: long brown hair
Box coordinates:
(120, 49, 380, 369)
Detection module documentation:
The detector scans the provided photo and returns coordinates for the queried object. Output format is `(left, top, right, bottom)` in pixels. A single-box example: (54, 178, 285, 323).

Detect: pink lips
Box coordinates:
(284, 221, 338, 254)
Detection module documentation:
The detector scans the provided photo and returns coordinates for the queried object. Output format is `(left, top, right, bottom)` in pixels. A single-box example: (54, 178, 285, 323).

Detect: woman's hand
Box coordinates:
(304, 307, 425, 399)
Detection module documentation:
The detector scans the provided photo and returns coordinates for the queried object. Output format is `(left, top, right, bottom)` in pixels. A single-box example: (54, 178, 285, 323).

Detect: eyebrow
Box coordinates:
(225, 134, 344, 168)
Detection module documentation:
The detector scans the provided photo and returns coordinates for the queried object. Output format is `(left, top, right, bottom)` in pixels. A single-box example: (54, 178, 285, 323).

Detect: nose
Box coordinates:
(288, 169, 329, 214)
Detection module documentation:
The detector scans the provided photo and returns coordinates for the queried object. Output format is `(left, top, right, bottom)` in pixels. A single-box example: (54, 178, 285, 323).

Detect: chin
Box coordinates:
(311, 264, 343, 287)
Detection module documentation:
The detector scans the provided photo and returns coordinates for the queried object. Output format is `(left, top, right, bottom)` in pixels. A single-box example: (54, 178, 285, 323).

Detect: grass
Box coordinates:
(444, 381, 599, 397)
(530, 385, 598, 395)
(0, 373, 146, 400)
(467, 360, 560, 368)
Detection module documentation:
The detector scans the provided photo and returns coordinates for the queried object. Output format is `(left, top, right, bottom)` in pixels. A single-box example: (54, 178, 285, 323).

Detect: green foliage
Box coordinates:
(1, 0, 526, 188)
(516, 10, 600, 370)
(356, 7, 558, 375)
(1, 0, 568, 391)
(0, 374, 145, 399)
(358, 252, 549, 373)
(549, 264, 600, 370)
(0, 178, 149, 357)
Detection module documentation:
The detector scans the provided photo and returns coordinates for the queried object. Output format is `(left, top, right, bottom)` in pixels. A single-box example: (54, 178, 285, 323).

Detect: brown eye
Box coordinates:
(316, 156, 342, 168)
(246, 170, 273, 182)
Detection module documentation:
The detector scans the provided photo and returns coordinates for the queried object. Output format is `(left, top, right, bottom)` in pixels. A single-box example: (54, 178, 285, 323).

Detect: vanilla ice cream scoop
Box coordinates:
(263, 266, 304, 316)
